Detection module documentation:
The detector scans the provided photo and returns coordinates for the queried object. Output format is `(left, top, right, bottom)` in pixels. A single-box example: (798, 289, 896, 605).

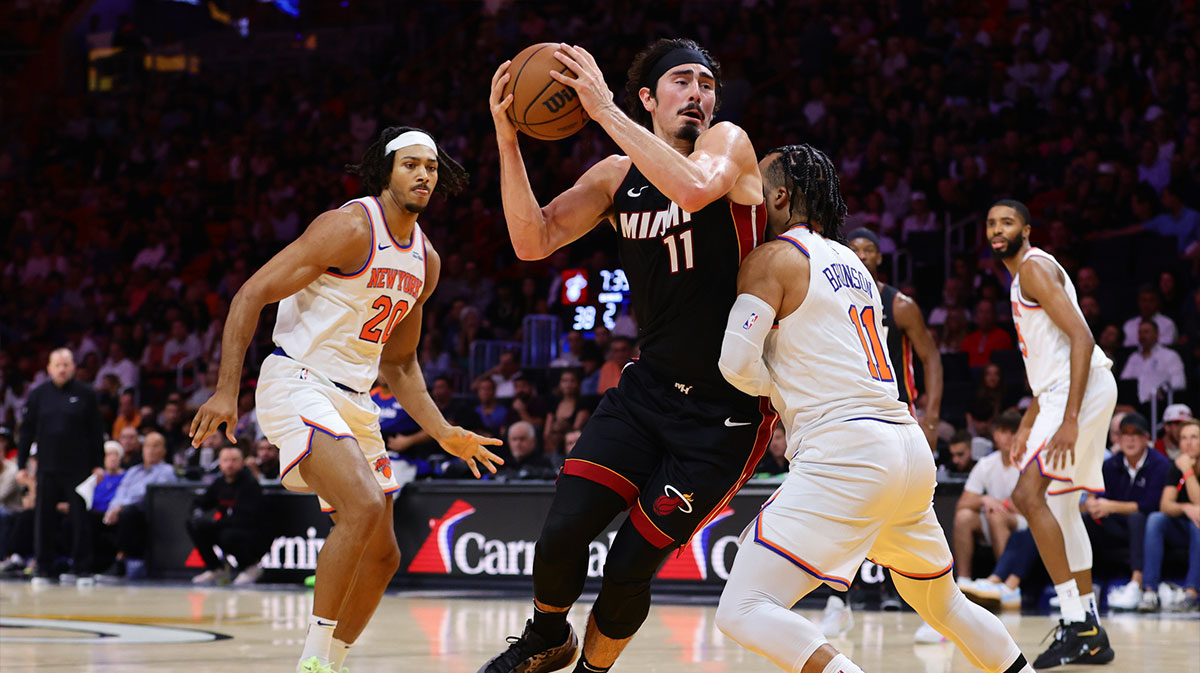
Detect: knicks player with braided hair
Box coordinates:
(190, 126, 503, 673)
(989, 199, 1115, 668)
(483, 39, 774, 673)
(716, 145, 1035, 673)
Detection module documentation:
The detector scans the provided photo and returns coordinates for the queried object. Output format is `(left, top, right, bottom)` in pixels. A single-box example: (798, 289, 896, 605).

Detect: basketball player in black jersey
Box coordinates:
(483, 39, 773, 673)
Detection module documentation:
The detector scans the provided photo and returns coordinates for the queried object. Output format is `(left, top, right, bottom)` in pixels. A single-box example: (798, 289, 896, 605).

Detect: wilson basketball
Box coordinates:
(504, 43, 589, 141)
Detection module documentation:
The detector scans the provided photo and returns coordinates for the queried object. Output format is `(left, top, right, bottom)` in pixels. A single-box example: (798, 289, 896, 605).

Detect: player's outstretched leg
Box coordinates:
(891, 573, 1035, 673)
(295, 434, 391, 672)
(321, 495, 402, 670)
(479, 476, 627, 673)
(716, 540, 864, 673)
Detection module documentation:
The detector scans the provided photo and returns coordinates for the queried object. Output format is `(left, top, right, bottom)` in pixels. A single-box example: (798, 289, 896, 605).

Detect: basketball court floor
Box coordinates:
(1, 581, 1196, 672)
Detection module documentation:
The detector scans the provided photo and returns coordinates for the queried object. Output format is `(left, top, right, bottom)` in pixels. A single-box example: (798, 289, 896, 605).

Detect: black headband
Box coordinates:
(846, 228, 881, 250)
(643, 47, 713, 90)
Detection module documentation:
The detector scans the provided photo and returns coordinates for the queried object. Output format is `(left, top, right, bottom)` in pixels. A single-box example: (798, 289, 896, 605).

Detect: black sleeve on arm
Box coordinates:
(16, 386, 38, 470)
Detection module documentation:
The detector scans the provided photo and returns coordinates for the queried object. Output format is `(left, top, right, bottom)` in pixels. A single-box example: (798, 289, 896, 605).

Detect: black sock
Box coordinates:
(573, 653, 610, 673)
(531, 605, 568, 644)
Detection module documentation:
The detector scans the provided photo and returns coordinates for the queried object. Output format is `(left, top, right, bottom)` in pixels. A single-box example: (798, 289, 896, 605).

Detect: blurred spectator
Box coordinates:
(111, 391, 140, 438)
(755, 425, 789, 477)
(187, 446, 267, 586)
(961, 302, 1014, 369)
(597, 337, 634, 394)
(545, 369, 590, 434)
(549, 331, 585, 368)
(388, 376, 480, 458)
(89, 441, 126, 573)
(900, 191, 938, 241)
(954, 419, 1023, 583)
(1119, 320, 1186, 403)
(1122, 286, 1177, 346)
(95, 342, 138, 392)
(875, 168, 911, 219)
(0, 447, 23, 564)
(1090, 413, 1172, 610)
(564, 428, 582, 457)
(245, 439, 280, 482)
(937, 307, 970, 354)
(938, 430, 977, 482)
(233, 387, 263, 443)
(0, 457, 36, 574)
(163, 319, 201, 368)
(1157, 404, 1194, 460)
(99, 432, 177, 580)
(1139, 419, 1199, 612)
(17, 349, 104, 582)
(509, 374, 549, 432)
(186, 366, 219, 413)
(968, 364, 1013, 437)
(500, 421, 553, 479)
(117, 426, 142, 469)
(929, 279, 972, 329)
(474, 378, 511, 437)
(157, 400, 188, 457)
(476, 351, 521, 400)
(1143, 183, 1200, 256)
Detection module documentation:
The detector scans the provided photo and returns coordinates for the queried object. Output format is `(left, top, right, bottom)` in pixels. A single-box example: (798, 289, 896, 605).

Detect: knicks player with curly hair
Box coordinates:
(716, 145, 1035, 673)
(482, 38, 775, 673)
(190, 127, 503, 673)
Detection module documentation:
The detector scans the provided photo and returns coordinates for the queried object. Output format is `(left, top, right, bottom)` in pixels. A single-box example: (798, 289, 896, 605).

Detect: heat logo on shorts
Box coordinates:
(653, 485, 694, 516)
(743, 313, 758, 330)
(373, 456, 392, 479)
(407, 500, 477, 574)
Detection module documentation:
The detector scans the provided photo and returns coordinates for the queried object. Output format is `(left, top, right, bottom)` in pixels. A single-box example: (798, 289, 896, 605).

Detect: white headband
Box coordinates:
(385, 130, 438, 156)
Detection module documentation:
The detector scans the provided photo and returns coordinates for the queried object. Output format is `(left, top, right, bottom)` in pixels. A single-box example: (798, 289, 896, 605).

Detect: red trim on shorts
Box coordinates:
(869, 557, 955, 581)
(901, 334, 918, 410)
(561, 458, 639, 508)
(753, 511, 851, 590)
(301, 417, 355, 440)
(1033, 450, 1073, 482)
(729, 202, 763, 262)
(1047, 485, 1104, 496)
(631, 500, 675, 549)
(683, 397, 779, 548)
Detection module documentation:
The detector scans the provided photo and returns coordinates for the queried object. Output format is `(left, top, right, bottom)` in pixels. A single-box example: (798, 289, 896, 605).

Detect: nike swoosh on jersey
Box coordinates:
(627, 186, 647, 198)
(378, 243, 391, 250)
(724, 418, 752, 427)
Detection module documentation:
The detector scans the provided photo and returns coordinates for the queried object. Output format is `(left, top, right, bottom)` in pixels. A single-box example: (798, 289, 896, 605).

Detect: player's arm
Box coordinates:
(489, 62, 619, 260)
(551, 44, 762, 210)
(719, 242, 808, 396)
(189, 207, 370, 447)
(893, 291, 943, 449)
(1019, 258, 1094, 470)
(378, 244, 503, 478)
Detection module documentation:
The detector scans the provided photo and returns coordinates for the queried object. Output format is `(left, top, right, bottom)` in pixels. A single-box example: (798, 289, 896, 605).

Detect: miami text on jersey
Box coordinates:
(618, 202, 693, 240)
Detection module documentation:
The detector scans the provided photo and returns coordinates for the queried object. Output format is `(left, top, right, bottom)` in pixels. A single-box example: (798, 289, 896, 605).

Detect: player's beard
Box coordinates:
(995, 232, 1024, 259)
(404, 201, 426, 214)
(675, 120, 702, 143)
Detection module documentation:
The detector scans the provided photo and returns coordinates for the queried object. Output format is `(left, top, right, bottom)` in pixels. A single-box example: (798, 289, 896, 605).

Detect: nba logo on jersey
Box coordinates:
(298, 368, 309, 381)
(743, 313, 758, 330)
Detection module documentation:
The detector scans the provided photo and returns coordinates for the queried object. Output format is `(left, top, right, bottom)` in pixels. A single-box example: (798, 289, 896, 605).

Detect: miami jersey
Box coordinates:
(272, 196, 426, 393)
(765, 225, 913, 456)
(1010, 248, 1110, 398)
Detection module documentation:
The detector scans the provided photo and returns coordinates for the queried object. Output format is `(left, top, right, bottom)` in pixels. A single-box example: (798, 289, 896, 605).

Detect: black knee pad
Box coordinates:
(591, 524, 677, 639)
(533, 476, 628, 608)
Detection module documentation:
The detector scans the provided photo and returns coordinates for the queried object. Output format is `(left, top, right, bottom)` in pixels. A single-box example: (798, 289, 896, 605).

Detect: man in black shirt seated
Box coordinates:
(187, 446, 267, 585)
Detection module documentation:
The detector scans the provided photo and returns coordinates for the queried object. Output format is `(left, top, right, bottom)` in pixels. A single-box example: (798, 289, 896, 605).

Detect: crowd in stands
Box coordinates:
(1, 1, 1197, 591)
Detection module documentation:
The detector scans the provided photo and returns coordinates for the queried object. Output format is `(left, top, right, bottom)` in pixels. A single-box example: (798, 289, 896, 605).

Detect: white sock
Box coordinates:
(1055, 579, 1085, 623)
(1080, 592, 1098, 619)
(821, 653, 864, 673)
(330, 637, 352, 669)
(298, 614, 337, 666)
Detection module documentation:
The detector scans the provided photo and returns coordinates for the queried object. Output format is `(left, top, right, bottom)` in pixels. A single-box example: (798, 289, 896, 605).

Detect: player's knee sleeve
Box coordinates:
(1047, 492, 1092, 573)
(591, 526, 675, 639)
(715, 588, 828, 669)
(893, 575, 1023, 673)
(533, 476, 628, 608)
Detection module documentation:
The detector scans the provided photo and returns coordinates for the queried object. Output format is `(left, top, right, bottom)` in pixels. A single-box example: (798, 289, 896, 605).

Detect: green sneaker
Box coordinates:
(297, 656, 336, 673)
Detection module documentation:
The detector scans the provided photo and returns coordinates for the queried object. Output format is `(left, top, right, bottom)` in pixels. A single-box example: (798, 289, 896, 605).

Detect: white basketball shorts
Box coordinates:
(743, 419, 954, 591)
(1015, 366, 1116, 495)
(255, 352, 398, 512)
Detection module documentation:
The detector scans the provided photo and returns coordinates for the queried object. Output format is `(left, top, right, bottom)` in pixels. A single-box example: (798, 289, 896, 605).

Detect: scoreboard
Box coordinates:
(559, 268, 632, 332)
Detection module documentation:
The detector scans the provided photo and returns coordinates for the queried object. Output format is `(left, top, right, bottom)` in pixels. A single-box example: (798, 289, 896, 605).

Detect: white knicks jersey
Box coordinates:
(1010, 248, 1111, 398)
(272, 196, 427, 393)
(764, 225, 914, 457)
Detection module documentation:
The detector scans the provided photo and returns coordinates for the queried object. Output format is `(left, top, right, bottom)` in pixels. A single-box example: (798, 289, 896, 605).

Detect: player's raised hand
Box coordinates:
(436, 426, 505, 478)
(489, 60, 518, 143)
(551, 43, 613, 120)
(189, 391, 238, 448)
(1044, 418, 1078, 471)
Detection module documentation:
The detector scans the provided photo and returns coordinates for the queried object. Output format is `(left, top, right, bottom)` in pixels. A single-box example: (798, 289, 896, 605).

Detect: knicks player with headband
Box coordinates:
(716, 145, 1034, 673)
(988, 199, 1116, 668)
(483, 39, 774, 673)
(189, 127, 503, 673)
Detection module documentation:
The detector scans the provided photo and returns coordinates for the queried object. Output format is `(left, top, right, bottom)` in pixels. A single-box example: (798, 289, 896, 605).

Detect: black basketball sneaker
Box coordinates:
(478, 619, 578, 673)
(1033, 613, 1115, 668)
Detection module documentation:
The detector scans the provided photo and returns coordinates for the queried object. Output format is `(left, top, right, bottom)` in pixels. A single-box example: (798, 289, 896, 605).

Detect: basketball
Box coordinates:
(503, 43, 588, 141)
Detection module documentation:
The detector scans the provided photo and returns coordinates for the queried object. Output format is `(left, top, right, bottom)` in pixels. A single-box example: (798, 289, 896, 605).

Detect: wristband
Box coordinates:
(1185, 470, 1196, 481)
